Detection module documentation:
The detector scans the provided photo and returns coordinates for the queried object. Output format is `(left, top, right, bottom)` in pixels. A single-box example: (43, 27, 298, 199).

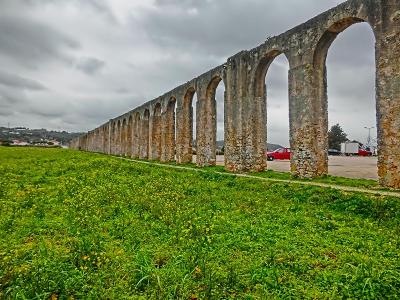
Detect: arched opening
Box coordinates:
(133, 112, 140, 158)
(314, 18, 377, 180)
(127, 115, 133, 157)
(180, 87, 197, 164)
(203, 75, 225, 166)
(140, 109, 150, 159)
(215, 79, 225, 164)
(165, 97, 176, 162)
(254, 50, 290, 172)
(151, 103, 162, 160)
(122, 118, 127, 156)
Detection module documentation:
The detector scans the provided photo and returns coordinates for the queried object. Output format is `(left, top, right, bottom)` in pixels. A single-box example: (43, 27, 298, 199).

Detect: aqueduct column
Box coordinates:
(115, 122, 121, 156)
(226, 52, 267, 172)
(375, 0, 400, 188)
(106, 122, 111, 154)
(126, 116, 133, 157)
(149, 104, 162, 160)
(161, 99, 176, 162)
(176, 89, 194, 164)
(132, 114, 140, 158)
(139, 111, 150, 159)
(121, 120, 126, 156)
(287, 61, 328, 178)
(111, 122, 117, 155)
(196, 79, 219, 167)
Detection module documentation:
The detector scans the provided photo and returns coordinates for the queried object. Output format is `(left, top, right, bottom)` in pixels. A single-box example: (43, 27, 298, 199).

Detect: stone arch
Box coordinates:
(254, 50, 290, 98)
(150, 103, 162, 160)
(164, 97, 177, 162)
(177, 87, 197, 164)
(140, 109, 150, 159)
(132, 112, 141, 158)
(313, 17, 376, 176)
(197, 75, 225, 166)
(253, 50, 291, 160)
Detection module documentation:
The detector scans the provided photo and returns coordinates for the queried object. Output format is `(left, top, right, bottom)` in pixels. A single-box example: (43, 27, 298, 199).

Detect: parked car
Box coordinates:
(328, 149, 341, 156)
(266, 148, 291, 161)
(358, 148, 373, 157)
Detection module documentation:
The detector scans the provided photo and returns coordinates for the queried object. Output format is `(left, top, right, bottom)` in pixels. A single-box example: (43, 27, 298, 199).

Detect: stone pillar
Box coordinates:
(115, 123, 120, 156)
(111, 123, 117, 155)
(160, 111, 168, 162)
(106, 123, 111, 155)
(132, 114, 140, 158)
(176, 91, 194, 164)
(162, 100, 176, 162)
(139, 112, 150, 159)
(196, 84, 217, 167)
(375, 1, 400, 188)
(122, 121, 127, 156)
(127, 117, 133, 157)
(95, 131, 99, 152)
(149, 107, 162, 160)
(224, 53, 266, 173)
(288, 63, 327, 178)
(103, 124, 107, 154)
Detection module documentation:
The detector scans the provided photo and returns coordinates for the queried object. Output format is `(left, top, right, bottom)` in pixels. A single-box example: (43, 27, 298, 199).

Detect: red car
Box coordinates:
(267, 148, 291, 161)
(358, 148, 373, 157)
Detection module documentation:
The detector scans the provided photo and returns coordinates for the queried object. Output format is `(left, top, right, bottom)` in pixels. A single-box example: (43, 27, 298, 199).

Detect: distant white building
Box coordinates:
(12, 140, 30, 146)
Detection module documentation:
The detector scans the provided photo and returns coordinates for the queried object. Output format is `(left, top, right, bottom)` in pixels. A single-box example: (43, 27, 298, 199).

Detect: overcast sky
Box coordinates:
(0, 0, 377, 146)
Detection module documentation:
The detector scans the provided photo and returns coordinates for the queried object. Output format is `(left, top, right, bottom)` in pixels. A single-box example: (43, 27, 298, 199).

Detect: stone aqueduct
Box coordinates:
(70, 0, 400, 188)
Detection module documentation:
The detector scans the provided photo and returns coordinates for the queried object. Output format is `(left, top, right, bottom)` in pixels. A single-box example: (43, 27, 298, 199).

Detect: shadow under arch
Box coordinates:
(313, 17, 377, 179)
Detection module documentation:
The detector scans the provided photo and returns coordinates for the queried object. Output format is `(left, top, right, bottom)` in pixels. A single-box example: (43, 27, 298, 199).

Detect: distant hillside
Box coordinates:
(0, 127, 84, 145)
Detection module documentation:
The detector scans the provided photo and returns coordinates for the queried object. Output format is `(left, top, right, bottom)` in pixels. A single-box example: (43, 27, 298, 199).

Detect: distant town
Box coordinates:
(0, 127, 83, 148)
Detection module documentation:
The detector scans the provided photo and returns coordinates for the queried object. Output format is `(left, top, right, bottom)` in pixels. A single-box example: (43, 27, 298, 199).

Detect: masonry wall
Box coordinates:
(70, 0, 400, 189)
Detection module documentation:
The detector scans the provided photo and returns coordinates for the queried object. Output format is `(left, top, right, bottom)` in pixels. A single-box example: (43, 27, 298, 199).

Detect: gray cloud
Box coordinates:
(0, 70, 46, 91)
(20, 0, 116, 22)
(0, 14, 79, 69)
(75, 57, 106, 75)
(0, 85, 28, 104)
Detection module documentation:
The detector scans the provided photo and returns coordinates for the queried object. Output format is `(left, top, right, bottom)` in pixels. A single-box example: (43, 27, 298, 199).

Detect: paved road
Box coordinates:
(208, 155, 379, 180)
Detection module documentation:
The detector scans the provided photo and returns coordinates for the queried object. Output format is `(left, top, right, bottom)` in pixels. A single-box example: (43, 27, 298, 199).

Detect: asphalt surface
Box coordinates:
(210, 155, 379, 180)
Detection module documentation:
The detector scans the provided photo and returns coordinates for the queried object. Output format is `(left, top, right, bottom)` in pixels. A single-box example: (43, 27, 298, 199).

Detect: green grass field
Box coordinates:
(1, 147, 399, 299)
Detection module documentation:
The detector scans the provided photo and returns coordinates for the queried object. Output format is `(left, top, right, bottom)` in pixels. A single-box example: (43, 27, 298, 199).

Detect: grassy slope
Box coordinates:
(0, 148, 399, 299)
